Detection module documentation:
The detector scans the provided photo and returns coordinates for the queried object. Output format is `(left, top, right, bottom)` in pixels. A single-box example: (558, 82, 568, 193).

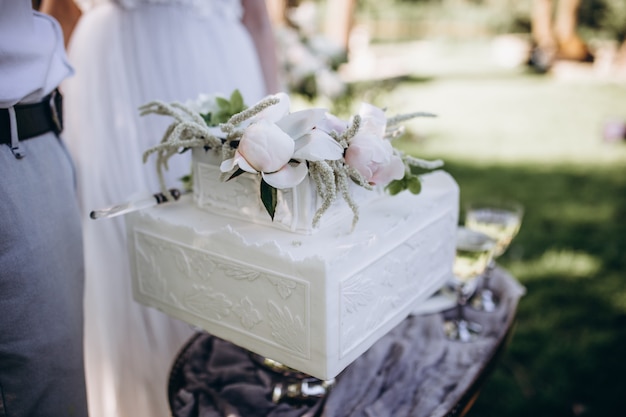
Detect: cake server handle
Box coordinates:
(89, 189, 183, 220)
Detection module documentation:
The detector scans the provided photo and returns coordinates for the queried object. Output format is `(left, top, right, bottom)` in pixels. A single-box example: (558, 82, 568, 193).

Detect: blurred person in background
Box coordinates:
(529, 0, 594, 72)
(43, 0, 279, 416)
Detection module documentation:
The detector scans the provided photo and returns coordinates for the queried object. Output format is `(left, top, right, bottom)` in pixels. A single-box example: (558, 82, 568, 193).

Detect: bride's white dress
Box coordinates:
(63, 1, 267, 416)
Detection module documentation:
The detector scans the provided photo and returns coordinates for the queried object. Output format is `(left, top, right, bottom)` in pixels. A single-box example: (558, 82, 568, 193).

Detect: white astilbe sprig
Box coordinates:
(140, 101, 224, 200)
(309, 114, 367, 227)
(309, 161, 336, 227)
(385, 112, 436, 143)
(225, 95, 280, 127)
(333, 160, 362, 231)
(141, 95, 284, 199)
(385, 111, 444, 188)
(386, 111, 436, 128)
(330, 114, 361, 148)
(402, 154, 444, 170)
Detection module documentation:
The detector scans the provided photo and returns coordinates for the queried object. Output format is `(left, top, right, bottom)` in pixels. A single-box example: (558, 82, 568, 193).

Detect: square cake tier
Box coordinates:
(192, 147, 381, 235)
(126, 170, 459, 380)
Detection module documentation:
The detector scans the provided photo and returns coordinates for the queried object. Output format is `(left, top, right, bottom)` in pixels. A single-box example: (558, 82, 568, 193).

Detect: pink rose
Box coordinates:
(344, 103, 405, 186)
(345, 133, 404, 186)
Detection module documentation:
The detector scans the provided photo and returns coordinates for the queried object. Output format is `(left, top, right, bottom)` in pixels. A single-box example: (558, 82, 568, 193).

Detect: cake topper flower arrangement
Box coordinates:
(140, 90, 443, 228)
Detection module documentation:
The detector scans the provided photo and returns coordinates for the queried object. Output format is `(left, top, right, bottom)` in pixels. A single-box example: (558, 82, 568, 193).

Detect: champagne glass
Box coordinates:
(444, 227, 496, 342)
(465, 200, 524, 312)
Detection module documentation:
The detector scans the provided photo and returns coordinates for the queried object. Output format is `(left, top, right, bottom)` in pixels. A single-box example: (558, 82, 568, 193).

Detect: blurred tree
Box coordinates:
(578, 0, 626, 42)
(353, 0, 626, 42)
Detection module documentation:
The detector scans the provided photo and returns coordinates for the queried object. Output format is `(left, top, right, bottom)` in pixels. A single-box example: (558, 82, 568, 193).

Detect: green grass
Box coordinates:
(444, 162, 626, 417)
(340, 41, 626, 416)
(394, 76, 626, 166)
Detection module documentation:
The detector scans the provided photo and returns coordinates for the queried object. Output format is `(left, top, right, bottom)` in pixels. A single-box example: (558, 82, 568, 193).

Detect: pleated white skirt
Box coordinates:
(62, 2, 267, 416)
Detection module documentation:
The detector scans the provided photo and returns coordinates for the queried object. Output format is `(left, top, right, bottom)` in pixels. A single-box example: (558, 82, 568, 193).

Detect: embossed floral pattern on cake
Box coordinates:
(133, 229, 310, 357)
(339, 210, 456, 357)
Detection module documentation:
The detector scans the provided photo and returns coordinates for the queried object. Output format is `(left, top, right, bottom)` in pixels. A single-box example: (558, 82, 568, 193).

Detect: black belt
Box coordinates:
(0, 89, 64, 158)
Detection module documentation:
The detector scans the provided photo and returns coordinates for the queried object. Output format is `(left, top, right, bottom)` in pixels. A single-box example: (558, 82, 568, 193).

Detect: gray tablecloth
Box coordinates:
(169, 268, 525, 417)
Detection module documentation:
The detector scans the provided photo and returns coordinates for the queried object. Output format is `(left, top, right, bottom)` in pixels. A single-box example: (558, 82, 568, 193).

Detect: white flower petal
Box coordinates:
(239, 120, 295, 172)
(359, 102, 387, 137)
(234, 153, 258, 173)
(276, 108, 327, 138)
(350, 133, 388, 163)
(293, 130, 343, 161)
(219, 152, 258, 174)
(219, 157, 237, 173)
(344, 144, 375, 180)
(262, 163, 308, 189)
(251, 92, 291, 123)
(370, 154, 405, 186)
(316, 112, 348, 135)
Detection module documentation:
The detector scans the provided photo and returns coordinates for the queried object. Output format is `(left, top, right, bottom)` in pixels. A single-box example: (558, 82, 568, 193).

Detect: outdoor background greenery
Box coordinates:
(353, 0, 626, 43)
(393, 68, 626, 417)
(296, 1, 626, 415)
(366, 45, 626, 414)
(384, 44, 626, 417)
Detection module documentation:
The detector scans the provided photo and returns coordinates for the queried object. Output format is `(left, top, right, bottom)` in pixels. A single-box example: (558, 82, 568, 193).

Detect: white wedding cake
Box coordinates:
(125, 92, 459, 380)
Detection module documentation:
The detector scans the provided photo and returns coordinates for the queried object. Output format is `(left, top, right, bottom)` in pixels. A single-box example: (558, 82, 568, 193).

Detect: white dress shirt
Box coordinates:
(0, 0, 74, 107)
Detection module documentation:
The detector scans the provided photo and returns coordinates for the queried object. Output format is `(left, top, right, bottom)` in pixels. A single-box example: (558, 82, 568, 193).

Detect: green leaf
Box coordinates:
(216, 96, 231, 111)
(213, 110, 232, 124)
(230, 90, 245, 113)
(227, 168, 246, 181)
(260, 179, 277, 220)
(407, 176, 422, 194)
(180, 173, 193, 193)
(386, 179, 405, 196)
(201, 112, 213, 126)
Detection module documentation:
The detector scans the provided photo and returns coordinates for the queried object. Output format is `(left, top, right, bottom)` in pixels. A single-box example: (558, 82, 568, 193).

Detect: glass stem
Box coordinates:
(456, 283, 468, 322)
(482, 259, 496, 290)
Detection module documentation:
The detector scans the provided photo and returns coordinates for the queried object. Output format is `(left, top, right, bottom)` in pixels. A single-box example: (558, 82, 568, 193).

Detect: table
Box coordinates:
(168, 268, 524, 417)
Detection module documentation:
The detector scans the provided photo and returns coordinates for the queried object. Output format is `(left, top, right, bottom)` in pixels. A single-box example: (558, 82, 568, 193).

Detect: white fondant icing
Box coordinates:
(126, 170, 459, 379)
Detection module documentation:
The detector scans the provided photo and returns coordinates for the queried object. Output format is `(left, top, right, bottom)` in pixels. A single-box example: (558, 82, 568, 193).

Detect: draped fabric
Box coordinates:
(169, 269, 525, 417)
(62, 1, 266, 416)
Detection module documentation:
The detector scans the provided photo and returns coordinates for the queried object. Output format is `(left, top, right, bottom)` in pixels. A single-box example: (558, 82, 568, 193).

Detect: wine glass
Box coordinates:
(444, 227, 496, 342)
(464, 200, 524, 312)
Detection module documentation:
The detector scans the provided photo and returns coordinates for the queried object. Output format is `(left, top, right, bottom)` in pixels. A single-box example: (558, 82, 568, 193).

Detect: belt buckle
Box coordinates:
(49, 89, 63, 134)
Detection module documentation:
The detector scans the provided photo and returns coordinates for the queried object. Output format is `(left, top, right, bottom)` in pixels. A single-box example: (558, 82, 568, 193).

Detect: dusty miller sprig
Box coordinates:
(141, 96, 281, 200)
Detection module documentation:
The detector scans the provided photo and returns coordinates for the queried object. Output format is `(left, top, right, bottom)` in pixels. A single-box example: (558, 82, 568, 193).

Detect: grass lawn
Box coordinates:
(443, 162, 626, 417)
(343, 40, 626, 416)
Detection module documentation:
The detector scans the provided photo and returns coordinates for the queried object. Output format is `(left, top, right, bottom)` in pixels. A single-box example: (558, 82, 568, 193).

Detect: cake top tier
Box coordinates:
(140, 90, 443, 230)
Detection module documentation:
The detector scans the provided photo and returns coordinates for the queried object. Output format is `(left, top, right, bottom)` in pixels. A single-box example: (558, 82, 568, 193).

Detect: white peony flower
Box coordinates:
(234, 120, 295, 173)
(220, 94, 343, 189)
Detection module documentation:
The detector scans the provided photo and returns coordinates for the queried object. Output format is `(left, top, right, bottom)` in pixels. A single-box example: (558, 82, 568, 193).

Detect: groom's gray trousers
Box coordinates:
(0, 131, 88, 417)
